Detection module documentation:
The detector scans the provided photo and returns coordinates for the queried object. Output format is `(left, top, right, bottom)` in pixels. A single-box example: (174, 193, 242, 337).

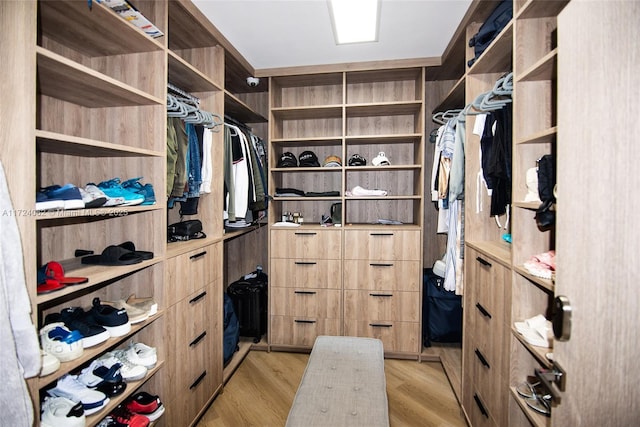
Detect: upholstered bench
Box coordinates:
(285, 335, 389, 427)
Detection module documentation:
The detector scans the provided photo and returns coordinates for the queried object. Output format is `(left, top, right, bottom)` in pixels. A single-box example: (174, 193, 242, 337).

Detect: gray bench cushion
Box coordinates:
(286, 335, 389, 427)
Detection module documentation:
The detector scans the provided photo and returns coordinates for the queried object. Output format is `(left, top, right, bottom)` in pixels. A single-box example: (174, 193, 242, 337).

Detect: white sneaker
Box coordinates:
(40, 396, 85, 427)
(125, 342, 157, 369)
(79, 185, 107, 208)
(47, 374, 109, 415)
(40, 323, 84, 363)
(40, 350, 61, 377)
(85, 184, 124, 207)
(98, 351, 147, 382)
(102, 299, 149, 324)
(126, 294, 158, 317)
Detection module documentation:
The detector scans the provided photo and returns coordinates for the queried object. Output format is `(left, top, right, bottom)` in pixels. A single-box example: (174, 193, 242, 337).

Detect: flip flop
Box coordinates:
(43, 261, 89, 285)
(81, 245, 144, 266)
(118, 241, 153, 260)
(37, 268, 65, 294)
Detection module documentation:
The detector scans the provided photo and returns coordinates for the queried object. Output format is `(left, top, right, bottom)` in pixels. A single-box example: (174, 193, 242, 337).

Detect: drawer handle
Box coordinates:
(190, 331, 207, 347)
(369, 323, 393, 328)
(294, 232, 317, 236)
(294, 319, 316, 324)
(294, 290, 317, 295)
(370, 263, 393, 267)
(190, 251, 207, 260)
(370, 293, 393, 297)
(475, 303, 492, 319)
(473, 393, 489, 418)
(294, 261, 317, 265)
(189, 291, 207, 304)
(476, 256, 492, 267)
(189, 371, 207, 390)
(370, 233, 393, 236)
(474, 348, 491, 369)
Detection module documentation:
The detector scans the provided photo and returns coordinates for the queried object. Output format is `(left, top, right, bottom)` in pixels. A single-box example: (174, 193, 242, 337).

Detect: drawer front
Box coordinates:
(165, 366, 216, 427)
(271, 229, 341, 259)
(473, 251, 508, 324)
(166, 242, 221, 305)
(343, 260, 420, 291)
(464, 339, 505, 422)
(270, 315, 341, 347)
(344, 290, 420, 322)
(270, 258, 342, 289)
(270, 287, 342, 318)
(344, 229, 421, 261)
(462, 380, 498, 427)
(343, 320, 419, 353)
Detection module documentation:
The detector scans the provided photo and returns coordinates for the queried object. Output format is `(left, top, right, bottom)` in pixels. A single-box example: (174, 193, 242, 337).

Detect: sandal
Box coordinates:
(81, 245, 144, 266)
(118, 241, 153, 260)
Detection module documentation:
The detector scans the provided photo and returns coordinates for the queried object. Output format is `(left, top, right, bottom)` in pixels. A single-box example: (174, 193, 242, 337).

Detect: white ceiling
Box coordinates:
(192, 0, 473, 71)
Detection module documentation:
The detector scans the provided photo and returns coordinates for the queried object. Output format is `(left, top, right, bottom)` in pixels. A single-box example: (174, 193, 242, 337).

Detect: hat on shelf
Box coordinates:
(277, 152, 298, 168)
(298, 150, 320, 167)
(348, 154, 367, 166)
(323, 155, 342, 167)
(371, 152, 390, 166)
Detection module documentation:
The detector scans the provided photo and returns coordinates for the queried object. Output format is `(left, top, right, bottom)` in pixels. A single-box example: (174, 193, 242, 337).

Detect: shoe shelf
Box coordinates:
(511, 327, 553, 369)
(36, 320, 164, 391)
(513, 265, 555, 293)
(35, 259, 161, 306)
(36, 130, 164, 158)
(38, 0, 164, 57)
(37, 48, 163, 108)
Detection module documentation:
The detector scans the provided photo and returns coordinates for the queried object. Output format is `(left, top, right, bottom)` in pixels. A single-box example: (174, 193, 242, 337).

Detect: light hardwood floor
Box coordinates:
(196, 350, 467, 427)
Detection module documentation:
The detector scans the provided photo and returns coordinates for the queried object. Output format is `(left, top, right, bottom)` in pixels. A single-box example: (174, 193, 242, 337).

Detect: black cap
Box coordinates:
(348, 153, 367, 166)
(277, 152, 298, 168)
(298, 150, 320, 167)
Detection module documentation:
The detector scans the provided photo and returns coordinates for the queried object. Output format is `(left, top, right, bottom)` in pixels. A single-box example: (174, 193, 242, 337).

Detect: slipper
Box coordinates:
(37, 267, 65, 294)
(118, 241, 153, 260)
(515, 314, 552, 348)
(43, 261, 89, 285)
(81, 245, 144, 266)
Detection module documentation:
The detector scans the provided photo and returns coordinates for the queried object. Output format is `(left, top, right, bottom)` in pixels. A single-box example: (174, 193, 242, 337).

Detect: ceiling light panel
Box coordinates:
(329, 0, 380, 44)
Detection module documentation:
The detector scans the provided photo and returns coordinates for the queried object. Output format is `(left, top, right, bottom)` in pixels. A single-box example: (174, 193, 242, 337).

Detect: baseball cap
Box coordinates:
(348, 154, 367, 166)
(298, 150, 320, 167)
(277, 152, 298, 168)
(323, 155, 342, 167)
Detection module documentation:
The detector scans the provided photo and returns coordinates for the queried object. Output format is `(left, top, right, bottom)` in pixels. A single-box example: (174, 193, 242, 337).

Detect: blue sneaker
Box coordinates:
(36, 190, 65, 211)
(121, 177, 156, 206)
(96, 178, 144, 206)
(42, 184, 85, 210)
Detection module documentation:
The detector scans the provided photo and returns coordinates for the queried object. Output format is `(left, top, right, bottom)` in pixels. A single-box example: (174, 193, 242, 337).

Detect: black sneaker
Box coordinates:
(46, 307, 110, 348)
(90, 298, 131, 337)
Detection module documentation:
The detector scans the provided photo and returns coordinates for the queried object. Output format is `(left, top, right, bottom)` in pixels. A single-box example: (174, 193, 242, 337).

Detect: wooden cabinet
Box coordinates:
(270, 228, 342, 346)
(267, 68, 425, 356)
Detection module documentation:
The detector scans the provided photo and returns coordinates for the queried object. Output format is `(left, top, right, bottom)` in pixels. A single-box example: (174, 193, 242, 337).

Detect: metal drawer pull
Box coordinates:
(190, 331, 207, 347)
(294, 290, 317, 295)
(189, 291, 207, 304)
(190, 251, 207, 260)
(294, 232, 317, 236)
(370, 293, 393, 297)
(476, 256, 492, 267)
(294, 319, 316, 324)
(370, 263, 393, 267)
(474, 348, 491, 369)
(369, 323, 393, 328)
(473, 394, 489, 418)
(189, 371, 207, 390)
(475, 303, 492, 319)
(370, 233, 393, 236)
(294, 261, 317, 265)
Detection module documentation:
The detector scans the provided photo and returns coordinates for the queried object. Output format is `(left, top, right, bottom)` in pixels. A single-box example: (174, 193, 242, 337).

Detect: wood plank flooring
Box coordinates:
(196, 350, 467, 427)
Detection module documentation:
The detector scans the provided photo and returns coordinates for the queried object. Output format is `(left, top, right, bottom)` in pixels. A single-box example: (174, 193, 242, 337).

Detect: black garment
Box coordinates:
(484, 104, 512, 217)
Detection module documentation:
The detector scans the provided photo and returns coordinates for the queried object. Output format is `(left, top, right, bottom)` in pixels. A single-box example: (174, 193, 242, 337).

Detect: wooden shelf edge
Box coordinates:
(511, 326, 554, 368)
(432, 75, 466, 114)
(168, 50, 222, 93)
(36, 130, 164, 158)
(517, 49, 558, 83)
(516, 126, 557, 145)
(516, 0, 570, 19)
(465, 240, 511, 267)
(467, 21, 514, 75)
(513, 265, 555, 293)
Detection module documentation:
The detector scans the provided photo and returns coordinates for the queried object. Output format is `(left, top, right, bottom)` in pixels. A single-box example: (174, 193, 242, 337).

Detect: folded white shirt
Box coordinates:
(347, 185, 388, 197)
